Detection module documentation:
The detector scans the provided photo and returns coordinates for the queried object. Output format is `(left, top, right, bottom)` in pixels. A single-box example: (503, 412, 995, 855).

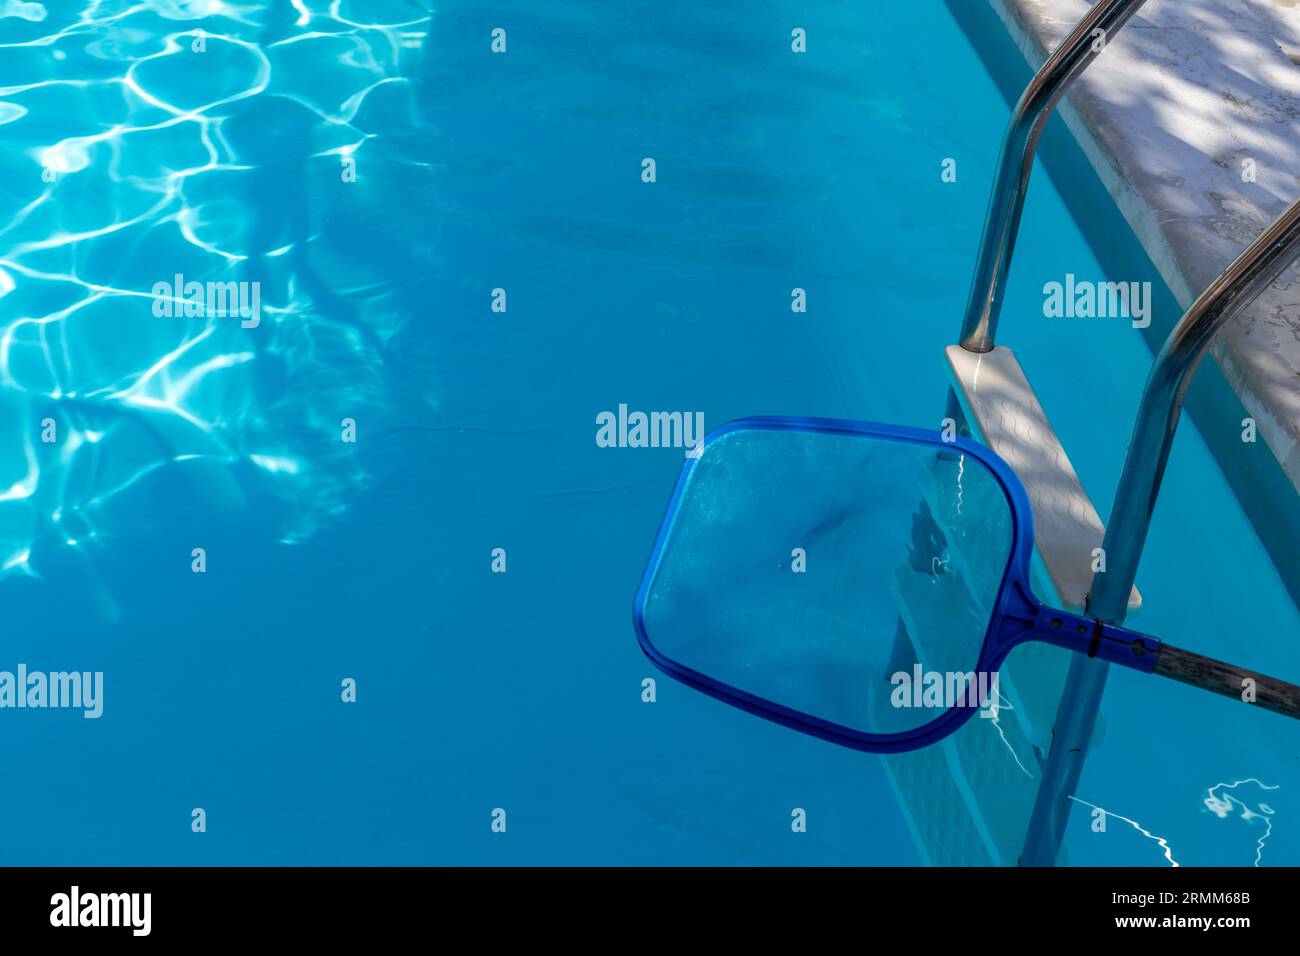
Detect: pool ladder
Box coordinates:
(942, 0, 1300, 866)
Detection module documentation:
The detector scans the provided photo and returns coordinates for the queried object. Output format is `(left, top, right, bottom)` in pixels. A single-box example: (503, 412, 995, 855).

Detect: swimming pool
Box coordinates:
(0, 0, 1295, 866)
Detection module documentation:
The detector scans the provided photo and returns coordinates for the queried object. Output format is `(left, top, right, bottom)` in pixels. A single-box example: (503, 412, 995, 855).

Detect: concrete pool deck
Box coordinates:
(986, 0, 1300, 490)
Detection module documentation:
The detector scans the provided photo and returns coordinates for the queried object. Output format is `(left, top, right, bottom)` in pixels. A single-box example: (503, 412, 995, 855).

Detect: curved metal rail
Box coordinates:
(1088, 200, 1300, 621)
(958, 0, 1150, 353)
(1020, 195, 1300, 865)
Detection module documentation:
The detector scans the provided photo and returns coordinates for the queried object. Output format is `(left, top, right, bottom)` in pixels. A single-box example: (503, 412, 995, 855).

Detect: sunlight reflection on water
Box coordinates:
(0, 1, 438, 580)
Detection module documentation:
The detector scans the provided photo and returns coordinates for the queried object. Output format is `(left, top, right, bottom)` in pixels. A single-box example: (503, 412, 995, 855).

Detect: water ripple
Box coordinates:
(0, 0, 438, 580)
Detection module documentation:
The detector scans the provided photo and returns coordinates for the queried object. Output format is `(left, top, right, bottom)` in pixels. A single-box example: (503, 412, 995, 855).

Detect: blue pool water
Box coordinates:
(0, 0, 1295, 865)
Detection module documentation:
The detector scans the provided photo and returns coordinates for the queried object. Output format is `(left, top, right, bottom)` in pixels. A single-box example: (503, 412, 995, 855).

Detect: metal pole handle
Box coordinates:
(1154, 643, 1300, 721)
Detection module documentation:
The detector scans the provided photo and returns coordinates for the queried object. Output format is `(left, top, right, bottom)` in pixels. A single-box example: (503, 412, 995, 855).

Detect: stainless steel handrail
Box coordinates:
(1087, 198, 1300, 622)
(958, 0, 1150, 353)
(1021, 195, 1300, 866)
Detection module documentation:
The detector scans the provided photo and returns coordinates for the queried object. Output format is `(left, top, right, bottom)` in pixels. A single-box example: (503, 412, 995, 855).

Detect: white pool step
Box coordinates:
(945, 345, 1141, 614)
